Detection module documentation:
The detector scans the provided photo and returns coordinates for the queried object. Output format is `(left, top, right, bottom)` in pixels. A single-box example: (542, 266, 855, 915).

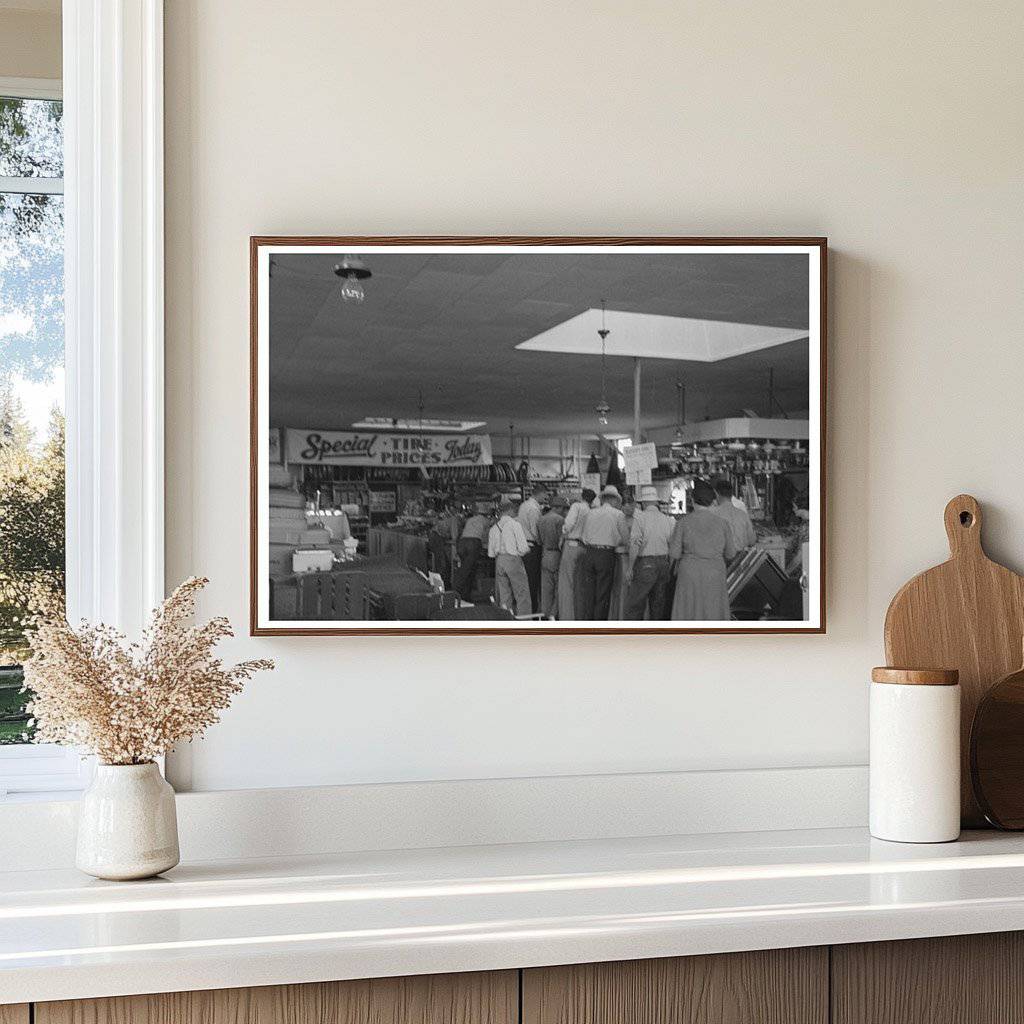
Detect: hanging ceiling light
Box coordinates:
(595, 299, 610, 426)
(672, 377, 686, 448)
(333, 254, 372, 302)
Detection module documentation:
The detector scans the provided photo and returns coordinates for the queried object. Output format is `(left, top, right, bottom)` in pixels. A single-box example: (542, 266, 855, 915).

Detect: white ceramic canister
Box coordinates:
(870, 667, 960, 843)
(76, 762, 180, 880)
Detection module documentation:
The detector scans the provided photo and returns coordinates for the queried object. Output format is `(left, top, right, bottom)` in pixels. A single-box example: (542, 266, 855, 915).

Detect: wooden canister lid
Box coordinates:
(871, 667, 960, 686)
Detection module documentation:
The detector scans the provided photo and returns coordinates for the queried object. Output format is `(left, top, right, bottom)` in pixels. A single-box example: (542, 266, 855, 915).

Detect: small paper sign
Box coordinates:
(368, 490, 397, 513)
(622, 442, 658, 474)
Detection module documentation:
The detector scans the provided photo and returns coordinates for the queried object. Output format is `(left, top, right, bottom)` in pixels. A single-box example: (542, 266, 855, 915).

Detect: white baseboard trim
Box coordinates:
(0, 765, 867, 872)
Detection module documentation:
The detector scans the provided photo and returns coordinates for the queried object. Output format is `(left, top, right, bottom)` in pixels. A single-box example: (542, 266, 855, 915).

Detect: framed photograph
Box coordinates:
(251, 236, 826, 635)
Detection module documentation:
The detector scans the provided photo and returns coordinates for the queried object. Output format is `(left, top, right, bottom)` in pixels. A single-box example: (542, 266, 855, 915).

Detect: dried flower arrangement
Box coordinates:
(22, 577, 273, 765)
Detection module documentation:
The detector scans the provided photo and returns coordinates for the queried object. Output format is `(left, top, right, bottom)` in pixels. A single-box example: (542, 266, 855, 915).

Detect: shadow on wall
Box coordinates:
(826, 249, 873, 642)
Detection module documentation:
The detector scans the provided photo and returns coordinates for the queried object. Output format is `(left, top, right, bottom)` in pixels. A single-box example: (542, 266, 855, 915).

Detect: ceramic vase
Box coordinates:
(76, 762, 180, 880)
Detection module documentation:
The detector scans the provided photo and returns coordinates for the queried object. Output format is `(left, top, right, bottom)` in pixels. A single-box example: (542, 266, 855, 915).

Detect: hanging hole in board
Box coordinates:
(960, 511, 974, 527)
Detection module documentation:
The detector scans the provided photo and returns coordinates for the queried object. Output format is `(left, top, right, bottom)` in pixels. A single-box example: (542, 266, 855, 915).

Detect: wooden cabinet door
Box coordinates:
(0, 1007, 29, 1024)
(833, 932, 1024, 1024)
(36, 970, 517, 1024)
(523, 948, 828, 1024)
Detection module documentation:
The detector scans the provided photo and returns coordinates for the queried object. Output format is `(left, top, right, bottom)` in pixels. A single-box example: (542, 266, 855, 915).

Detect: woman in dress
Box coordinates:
(668, 479, 738, 621)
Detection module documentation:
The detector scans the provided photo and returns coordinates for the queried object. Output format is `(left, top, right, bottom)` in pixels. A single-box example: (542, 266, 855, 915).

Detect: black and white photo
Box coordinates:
(251, 238, 825, 634)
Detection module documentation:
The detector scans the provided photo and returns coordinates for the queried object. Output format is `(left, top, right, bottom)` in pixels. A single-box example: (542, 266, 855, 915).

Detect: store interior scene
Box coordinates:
(265, 251, 815, 625)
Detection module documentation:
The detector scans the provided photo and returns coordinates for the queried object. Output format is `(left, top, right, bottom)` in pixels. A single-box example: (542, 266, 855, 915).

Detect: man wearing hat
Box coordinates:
(537, 493, 569, 618)
(624, 485, 675, 620)
(576, 484, 627, 619)
(487, 497, 532, 616)
(453, 500, 495, 600)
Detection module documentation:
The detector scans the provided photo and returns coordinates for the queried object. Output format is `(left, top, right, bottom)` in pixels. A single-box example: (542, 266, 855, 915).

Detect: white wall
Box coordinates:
(0, 3, 61, 80)
(164, 0, 1024, 792)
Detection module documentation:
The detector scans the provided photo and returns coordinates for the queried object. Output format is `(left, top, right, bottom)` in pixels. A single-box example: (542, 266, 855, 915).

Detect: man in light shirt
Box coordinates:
(517, 484, 546, 611)
(576, 485, 626, 620)
(608, 494, 635, 619)
(557, 487, 595, 620)
(488, 498, 532, 616)
(624, 485, 675, 620)
(711, 478, 756, 552)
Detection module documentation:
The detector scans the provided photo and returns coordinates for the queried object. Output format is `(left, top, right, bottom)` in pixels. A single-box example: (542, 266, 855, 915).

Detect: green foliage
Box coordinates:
(0, 96, 62, 178)
(0, 665, 32, 744)
(0, 387, 65, 665)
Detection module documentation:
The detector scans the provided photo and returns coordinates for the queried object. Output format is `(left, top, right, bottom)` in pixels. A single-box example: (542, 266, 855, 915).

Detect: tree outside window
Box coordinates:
(0, 93, 65, 745)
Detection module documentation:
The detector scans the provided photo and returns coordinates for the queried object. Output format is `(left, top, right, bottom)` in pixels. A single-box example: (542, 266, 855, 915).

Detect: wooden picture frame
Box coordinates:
(251, 236, 827, 635)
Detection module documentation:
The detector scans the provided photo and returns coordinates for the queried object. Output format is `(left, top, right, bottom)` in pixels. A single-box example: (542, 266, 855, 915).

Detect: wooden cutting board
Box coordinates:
(970, 655, 1024, 828)
(884, 494, 1024, 827)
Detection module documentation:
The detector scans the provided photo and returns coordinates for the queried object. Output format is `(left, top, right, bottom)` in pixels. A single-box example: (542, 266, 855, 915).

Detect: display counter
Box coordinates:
(270, 556, 439, 621)
(366, 526, 430, 573)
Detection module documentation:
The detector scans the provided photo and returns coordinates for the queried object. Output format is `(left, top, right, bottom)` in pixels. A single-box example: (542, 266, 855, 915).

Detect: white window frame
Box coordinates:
(0, 76, 61, 100)
(0, 1, 164, 800)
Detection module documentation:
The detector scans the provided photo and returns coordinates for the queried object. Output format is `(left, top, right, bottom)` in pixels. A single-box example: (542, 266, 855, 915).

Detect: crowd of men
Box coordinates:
(436, 477, 757, 622)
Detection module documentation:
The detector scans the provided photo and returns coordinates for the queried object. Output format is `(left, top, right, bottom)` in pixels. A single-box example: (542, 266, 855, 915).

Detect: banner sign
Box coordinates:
(286, 429, 493, 467)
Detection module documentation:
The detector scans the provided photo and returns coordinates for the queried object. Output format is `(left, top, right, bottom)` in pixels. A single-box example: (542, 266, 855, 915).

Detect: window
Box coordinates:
(0, 6, 166, 798)
(0, 78, 81, 798)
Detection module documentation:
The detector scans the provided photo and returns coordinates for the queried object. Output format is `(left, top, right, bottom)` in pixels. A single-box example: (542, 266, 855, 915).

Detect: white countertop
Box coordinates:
(5, 826, 1024, 1004)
